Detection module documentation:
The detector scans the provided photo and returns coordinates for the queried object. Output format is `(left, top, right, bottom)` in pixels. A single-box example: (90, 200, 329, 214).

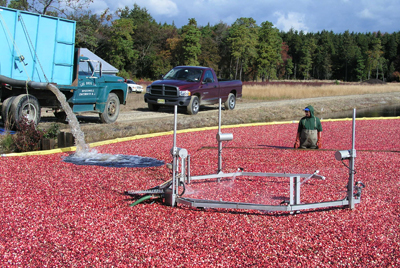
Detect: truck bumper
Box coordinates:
(144, 94, 191, 107)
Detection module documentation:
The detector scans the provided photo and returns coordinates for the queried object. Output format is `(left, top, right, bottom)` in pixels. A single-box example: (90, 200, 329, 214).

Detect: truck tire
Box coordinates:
(148, 103, 160, 111)
(100, 93, 120, 124)
(10, 94, 41, 129)
(187, 96, 200, 115)
(1, 96, 16, 127)
(224, 93, 236, 110)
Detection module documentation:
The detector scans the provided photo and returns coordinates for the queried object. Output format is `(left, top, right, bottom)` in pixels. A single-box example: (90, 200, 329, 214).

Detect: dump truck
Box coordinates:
(0, 7, 128, 128)
(144, 66, 242, 115)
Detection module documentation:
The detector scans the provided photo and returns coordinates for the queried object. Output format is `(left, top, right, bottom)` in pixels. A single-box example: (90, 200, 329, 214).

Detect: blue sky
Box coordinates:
(91, 0, 399, 33)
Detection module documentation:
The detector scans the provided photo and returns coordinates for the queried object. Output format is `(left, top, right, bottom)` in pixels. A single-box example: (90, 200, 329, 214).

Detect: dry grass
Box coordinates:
(243, 83, 400, 101)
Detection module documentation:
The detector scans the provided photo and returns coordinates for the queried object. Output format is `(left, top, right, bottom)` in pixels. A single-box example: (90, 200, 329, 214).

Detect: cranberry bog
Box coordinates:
(1, 117, 400, 266)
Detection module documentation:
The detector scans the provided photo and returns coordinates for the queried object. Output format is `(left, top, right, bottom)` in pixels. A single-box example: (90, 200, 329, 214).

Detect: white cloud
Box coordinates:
(86, 0, 399, 33)
(146, 0, 179, 17)
(90, 0, 109, 14)
(90, 0, 179, 17)
(357, 8, 375, 19)
(274, 12, 309, 32)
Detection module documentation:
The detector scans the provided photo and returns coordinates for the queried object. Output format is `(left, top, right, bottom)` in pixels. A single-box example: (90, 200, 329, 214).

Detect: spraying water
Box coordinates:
(47, 84, 88, 155)
(225, 167, 242, 187)
(47, 84, 164, 168)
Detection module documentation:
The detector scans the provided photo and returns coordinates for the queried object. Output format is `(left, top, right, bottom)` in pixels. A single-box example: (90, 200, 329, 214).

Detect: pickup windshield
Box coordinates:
(164, 67, 203, 82)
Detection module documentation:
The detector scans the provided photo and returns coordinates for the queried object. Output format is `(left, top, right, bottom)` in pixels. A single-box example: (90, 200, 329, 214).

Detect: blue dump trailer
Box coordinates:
(0, 7, 128, 127)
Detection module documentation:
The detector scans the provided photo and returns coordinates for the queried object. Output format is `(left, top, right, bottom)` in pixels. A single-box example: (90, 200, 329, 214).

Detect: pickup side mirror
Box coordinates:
(202, 77, 213, 84)
(159, 74, 164, 79)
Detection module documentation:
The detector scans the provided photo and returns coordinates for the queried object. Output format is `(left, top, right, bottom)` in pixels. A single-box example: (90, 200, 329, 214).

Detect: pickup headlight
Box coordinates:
(146, 86, 151, 93)
(179, 90, 191, 97)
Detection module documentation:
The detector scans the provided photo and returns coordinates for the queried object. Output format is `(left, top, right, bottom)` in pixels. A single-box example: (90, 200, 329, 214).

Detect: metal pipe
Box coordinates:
(348, 108, 356, 209)
(187, 155, 191, 183)
(352, 108, 356, 151)
(218, 98, 222, 174)
(171, 105, 178, 207)
(181, 156, 185, 184)
(218, 98, 222, 133)
(295, 176, 301, 205)
(290, 177, 294, 205)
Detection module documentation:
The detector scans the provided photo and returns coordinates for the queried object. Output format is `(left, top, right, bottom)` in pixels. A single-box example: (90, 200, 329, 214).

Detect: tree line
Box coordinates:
(2, 1, 400, 82)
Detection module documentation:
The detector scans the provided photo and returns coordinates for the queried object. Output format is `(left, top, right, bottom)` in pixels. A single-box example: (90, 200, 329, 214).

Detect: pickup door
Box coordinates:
(199, 69, 219, 104)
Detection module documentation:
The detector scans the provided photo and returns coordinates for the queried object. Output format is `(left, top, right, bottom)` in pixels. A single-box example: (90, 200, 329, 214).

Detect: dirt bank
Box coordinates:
(40, 92, 400, 143)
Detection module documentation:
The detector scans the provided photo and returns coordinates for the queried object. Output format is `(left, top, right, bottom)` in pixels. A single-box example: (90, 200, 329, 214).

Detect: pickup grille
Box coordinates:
(149, 85, 178, 96)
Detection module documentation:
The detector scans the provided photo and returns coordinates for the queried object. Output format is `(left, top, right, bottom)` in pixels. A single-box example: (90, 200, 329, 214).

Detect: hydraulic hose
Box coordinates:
(0, 75, 48, 90)
(129, 195, 153, 207)
(178, 181, 186, 196)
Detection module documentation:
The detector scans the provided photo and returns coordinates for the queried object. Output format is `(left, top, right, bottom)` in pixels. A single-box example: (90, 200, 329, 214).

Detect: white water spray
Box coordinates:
(225, 167, 242, 187)
(47, 84, 89, 155)
(47, 84, 164, 168)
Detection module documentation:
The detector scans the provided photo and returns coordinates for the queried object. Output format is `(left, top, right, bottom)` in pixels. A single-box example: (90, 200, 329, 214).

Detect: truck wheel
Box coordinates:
(54, 111, 67, 123)
(187, 96, 200, 115)
(224, 93, 236, 110)
(148, 103, 160, 111)
(10, 94, 41, 129)
(1, 96, 16, 127)
(100, 93, 120, 123)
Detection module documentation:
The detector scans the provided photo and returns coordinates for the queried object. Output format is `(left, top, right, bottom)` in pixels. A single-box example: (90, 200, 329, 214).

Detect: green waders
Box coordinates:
(300, 129, 318, 149)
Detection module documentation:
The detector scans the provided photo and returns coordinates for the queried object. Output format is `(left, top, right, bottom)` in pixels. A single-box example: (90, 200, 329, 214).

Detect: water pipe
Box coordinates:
(0, 75, 48, 90)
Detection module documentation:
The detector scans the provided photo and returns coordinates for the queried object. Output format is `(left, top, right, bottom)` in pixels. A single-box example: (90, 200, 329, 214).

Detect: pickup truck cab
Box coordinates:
(144, 66, 242, 115)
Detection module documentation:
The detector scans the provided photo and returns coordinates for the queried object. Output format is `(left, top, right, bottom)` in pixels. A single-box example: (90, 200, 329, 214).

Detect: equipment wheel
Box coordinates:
(1, 96, 16, 127)
(100, 93, 120, 123)
(187, 96, 200, 115)
(148, 103, 160, 111)
(224, 93, 236, 110)
(10, 94, 41, 129)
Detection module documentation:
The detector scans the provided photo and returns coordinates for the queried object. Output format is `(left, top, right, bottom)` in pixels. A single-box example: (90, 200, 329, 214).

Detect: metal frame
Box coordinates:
(165, 101, 363, 213)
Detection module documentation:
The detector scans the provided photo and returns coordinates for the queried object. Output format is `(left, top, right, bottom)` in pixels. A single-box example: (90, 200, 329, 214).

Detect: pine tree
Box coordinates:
(299, 38, 315, 80)
(256, 21, 282, 81)
(367, 38, 384, 79)
(355, 48, 366, 81)
(106, 18, 138, 77)
(198, 24, 221, 71)
(182, 18, 201, 66)
(228, 17, 258, 80)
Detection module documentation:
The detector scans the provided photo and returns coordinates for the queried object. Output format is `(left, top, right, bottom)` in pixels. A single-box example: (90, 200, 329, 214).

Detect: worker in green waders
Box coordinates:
(294, 105, 322, 149)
